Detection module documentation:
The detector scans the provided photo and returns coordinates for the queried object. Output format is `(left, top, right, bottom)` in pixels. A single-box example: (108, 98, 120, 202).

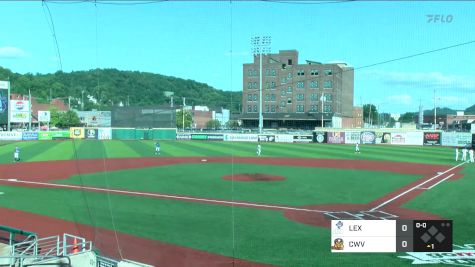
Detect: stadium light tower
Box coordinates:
(251, 36, 271, 134)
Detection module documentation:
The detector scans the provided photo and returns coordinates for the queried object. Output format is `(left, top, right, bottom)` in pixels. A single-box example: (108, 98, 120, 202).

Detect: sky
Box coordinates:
(0, 0, 475, 114)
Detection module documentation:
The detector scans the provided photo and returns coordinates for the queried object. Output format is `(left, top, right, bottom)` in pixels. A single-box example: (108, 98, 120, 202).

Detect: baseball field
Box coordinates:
(0, 140, 473, 267)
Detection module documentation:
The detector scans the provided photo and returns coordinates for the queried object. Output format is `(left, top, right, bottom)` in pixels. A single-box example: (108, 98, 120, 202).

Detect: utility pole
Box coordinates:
(28, 89, 32, 130)
(433, 89, 437, 130)
(81, 90, 85, 111)
(182, 97, 186, 132)
(321, 92, 325, 128)
(251, 36, 271, 134)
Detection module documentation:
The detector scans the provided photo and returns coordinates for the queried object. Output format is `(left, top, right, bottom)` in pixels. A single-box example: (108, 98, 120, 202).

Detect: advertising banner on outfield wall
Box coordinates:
(258, 135, 275, 142)
(38, 131, 70, 140)
(293, 135, 313, 143)
(327, 132, 345, 144)
(85, 129, 98, 139)
(423, 132, 441, 146)
(360, 131, 376, 144)
(313, 131, 327, 143)
(22, 131, 38, 141)
(390, 133, 406, 145)
(190, 134, 224, 141)
(98, 128, 112, 140)
(344, 131, 360, 144)
(176, 133, 191, 140)
(0, 131, 22, 140)
(70, 127, 85, 139)
(224, 134, 258, 142)
(275, 134, 293, 143)
(390, 132, 424, 145)
(441, 132, 472, 147)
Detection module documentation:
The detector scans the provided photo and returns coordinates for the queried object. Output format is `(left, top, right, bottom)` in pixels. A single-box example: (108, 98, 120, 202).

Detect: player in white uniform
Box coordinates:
(462, 147, 468, 162)
(256, 144, 262, 157)
(13, 146, 20, 162)
(455, 147, 460, 161)
(355, 142, 360, 153)
(155, 142, 160, 155)
(469, 148, 474, 163)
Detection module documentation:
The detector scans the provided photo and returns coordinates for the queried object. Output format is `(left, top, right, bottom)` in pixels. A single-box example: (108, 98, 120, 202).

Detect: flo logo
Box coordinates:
(400, 244, 475, 266)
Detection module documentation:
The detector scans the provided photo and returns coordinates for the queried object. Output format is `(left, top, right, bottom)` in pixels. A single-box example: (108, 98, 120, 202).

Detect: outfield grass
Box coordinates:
(0, 140, 457, 165)
(56, 163, 423, 206)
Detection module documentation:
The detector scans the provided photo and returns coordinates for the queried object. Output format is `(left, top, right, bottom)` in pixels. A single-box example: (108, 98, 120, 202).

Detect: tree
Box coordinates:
(399, 112, 416, 123)
(226, 120, 240, 129)
(363, 104, 378, 125)
(56, 110, 81, 128)
(206, 119, 221, 130)
(176, 110, 192, 129)
(49, 107, 61, 127)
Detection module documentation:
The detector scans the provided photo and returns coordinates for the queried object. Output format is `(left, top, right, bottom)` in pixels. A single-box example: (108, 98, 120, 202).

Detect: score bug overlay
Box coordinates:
(331, 220, 452, 253)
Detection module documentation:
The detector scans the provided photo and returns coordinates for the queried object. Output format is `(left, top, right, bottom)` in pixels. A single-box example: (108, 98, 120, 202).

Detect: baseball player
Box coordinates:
(455, 147, 460, 161)
(13, 146, 20, 162)
(355, 142, 360, 153)
(155, 142, 160, 155)
(462, 147, 468, 162)
(469, 148, 474, 163)
(256, 144, 262, 157)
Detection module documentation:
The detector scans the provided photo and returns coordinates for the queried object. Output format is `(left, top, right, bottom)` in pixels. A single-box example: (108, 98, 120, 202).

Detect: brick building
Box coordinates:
(239, 50, 354, 130)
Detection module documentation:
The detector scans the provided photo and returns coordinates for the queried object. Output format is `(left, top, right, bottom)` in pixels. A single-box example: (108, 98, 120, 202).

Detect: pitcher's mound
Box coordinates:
(222, 173, 285, 182)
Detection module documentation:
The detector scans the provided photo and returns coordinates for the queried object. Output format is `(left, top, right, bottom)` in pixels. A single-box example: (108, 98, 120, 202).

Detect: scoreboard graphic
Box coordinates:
(331, 220, 452, 253)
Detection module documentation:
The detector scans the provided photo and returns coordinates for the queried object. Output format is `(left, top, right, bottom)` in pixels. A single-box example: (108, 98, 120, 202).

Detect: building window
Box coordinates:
(324, 80, 332, 89)
(310, 105, 318, 112)
(324, 104, 332, 113)
(287, 86, 293, 92)
(253, 94, 258, 101)
(248, 69, 253, 76)
(280, 101, 286, 107)
(271, 82, 276, 88)
(324, 93, 332, 102)
(271, 94, 276, 101)
(297, 81, 305, 88)
(287, 72, 292, 79)
(311, 93, 318, 101)
(247, 105, 252, 112)
(297, 70, 305, 76)
(265, 105, 269, 113)
(281, 77, 287, 84)
(297, 94, 304, 101)
(247, 82, 252, 89)
(265, 94, 270, 101)
(265, 69, 270, 76)
(271, 69, 276, 76)
(253, 82, 258, 89)
(288, 59, 292, 65)
(324, 69, 332, 75)
(271, 105, 276, 113)
(281, 90, 286, 96)
(247, 94, 252, 101)
(253, 105, 257, 112)
(310, 80, 318, 88)
(253, 69, 258, 76)
(310, 69, 319, 76)
(287, 98, 292, 104)
(266, 82, 270, 89)
(297, 105, 304, 113)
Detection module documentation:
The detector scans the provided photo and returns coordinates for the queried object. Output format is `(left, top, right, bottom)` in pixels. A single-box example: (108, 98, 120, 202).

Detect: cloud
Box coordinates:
(387, 94, 413, 105)
(0, 46, 26, 59)
(362, 70, 475, 90)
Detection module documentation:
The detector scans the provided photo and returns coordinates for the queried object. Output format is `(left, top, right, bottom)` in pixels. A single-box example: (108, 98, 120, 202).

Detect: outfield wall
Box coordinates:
(174, 130, 474, 147)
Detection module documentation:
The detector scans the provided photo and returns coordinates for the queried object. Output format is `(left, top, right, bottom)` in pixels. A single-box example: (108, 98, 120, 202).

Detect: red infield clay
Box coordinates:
(0, 207, 273, 267)
(222, 173, 285, 182)
(0, 157, 466, 266)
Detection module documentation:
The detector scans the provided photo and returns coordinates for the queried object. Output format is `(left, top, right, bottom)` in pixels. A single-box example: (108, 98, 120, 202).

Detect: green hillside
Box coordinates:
(0, 66, 241, 112)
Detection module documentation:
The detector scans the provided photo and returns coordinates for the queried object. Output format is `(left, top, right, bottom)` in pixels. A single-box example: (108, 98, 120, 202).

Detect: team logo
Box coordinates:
(331, 238, 344, 250)
(316, 134, 325, 143)
(361, 132, 376, 143)
(336, 221, 343, 229)
(86, 129, 96, 138)
(15, 101, 25, 110)
(399, 244, 475, 265)
(73, 129, 82, 136)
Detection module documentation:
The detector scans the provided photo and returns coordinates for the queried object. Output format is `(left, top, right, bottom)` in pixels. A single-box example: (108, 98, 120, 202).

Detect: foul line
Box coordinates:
(418, 174, 454, 190)
(0, 179, 329, 214)
(370, 162, 466, 212)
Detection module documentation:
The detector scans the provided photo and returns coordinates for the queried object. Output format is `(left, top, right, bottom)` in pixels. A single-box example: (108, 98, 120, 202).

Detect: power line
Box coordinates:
(42, 0, 63, 71)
